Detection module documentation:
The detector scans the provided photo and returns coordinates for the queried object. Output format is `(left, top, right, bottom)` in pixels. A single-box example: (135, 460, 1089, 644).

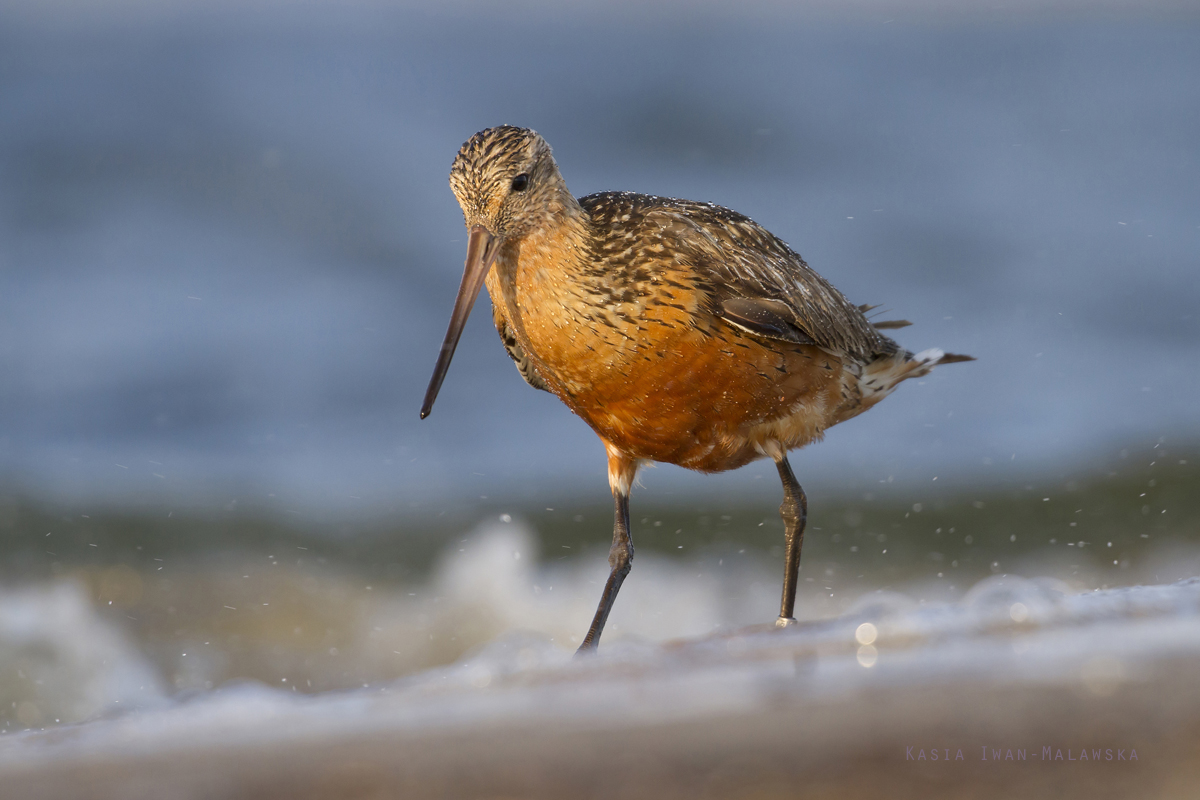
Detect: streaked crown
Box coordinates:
(449, 126, 566, 237)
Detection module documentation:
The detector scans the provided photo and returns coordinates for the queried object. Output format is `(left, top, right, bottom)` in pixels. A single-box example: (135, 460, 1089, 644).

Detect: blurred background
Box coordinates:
(0, 0, 1197, 733)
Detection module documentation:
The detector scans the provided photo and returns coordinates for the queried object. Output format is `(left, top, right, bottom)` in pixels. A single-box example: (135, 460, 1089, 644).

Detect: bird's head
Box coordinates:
(421, 126, 567, 419)
(448, 125, 563, 239)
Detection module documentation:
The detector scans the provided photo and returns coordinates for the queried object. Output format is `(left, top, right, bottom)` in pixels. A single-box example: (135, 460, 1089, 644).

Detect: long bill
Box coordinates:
(420, 225, 502, 419)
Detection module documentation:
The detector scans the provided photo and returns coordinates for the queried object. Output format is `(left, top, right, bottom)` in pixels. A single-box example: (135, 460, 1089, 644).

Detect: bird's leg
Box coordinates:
(576, 489, 632, 652)
(775, 456, 808, 626)
(577, 447, 639, 654)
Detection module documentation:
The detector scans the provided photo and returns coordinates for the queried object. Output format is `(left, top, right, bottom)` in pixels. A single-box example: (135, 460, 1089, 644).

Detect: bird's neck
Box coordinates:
(484, 183, 603, 386)
(503, 180, 594, 284)
(530, 178, 591, 262)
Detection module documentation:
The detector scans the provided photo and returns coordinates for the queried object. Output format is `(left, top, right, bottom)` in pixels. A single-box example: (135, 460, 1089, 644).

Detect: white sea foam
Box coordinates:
(2, 521, 1199, 800)
(0, 581, 166, 728)
(1, 574, 1198, 780)
(1, 518, 1197, 738)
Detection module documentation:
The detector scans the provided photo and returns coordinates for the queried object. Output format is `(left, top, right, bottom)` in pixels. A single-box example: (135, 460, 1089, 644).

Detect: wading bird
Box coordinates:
(421, 126, 971, 652)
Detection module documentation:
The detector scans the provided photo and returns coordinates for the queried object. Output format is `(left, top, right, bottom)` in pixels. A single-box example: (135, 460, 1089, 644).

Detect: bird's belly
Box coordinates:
(533, 319, 845, 472)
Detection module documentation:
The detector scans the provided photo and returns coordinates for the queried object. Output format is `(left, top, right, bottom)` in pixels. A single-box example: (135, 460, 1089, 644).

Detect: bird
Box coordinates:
(421, 125, 972, 652)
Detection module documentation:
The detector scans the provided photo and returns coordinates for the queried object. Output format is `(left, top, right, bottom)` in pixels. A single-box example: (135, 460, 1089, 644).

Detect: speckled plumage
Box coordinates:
(577, 191, 896, 359)
(425, 125, 971, 650)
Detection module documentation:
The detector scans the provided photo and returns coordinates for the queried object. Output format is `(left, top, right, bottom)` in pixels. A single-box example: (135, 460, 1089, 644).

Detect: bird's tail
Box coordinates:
(907, 347, 976, 373)
(858, 347, 974, 403)
(832, 346, 972, 426)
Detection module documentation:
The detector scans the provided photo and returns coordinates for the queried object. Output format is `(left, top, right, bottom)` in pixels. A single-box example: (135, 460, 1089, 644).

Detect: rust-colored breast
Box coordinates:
(570, 317, 845, 472)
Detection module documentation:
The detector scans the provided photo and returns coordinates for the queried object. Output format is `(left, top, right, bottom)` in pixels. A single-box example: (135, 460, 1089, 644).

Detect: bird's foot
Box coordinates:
(775, 616, 798, 628)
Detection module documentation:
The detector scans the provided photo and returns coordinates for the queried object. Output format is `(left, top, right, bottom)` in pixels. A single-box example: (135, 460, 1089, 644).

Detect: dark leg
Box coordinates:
(776, 456, 808, 626)
(576, 489, 634, 653)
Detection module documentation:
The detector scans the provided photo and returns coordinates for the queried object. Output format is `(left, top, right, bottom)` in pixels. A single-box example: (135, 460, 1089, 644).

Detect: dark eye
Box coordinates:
(510, 173, 529, 192)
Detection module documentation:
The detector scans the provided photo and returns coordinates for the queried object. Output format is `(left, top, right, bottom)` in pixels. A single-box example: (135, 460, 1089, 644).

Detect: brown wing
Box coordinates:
(577, 193, 895, 359)
(641, 202, 896, 358)
(719, 297, 817, 345)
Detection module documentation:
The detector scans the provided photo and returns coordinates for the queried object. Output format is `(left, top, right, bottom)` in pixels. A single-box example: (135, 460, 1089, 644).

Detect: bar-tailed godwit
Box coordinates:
(422, 126, 972, 651)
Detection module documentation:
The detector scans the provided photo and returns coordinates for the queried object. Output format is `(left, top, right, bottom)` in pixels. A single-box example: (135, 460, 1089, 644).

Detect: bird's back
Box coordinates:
(578, 191, 899, 362)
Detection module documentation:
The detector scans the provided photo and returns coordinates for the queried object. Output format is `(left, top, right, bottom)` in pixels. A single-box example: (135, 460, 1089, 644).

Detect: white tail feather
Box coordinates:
(913, 347, 945, 366)
(857, 348, 951, 405)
